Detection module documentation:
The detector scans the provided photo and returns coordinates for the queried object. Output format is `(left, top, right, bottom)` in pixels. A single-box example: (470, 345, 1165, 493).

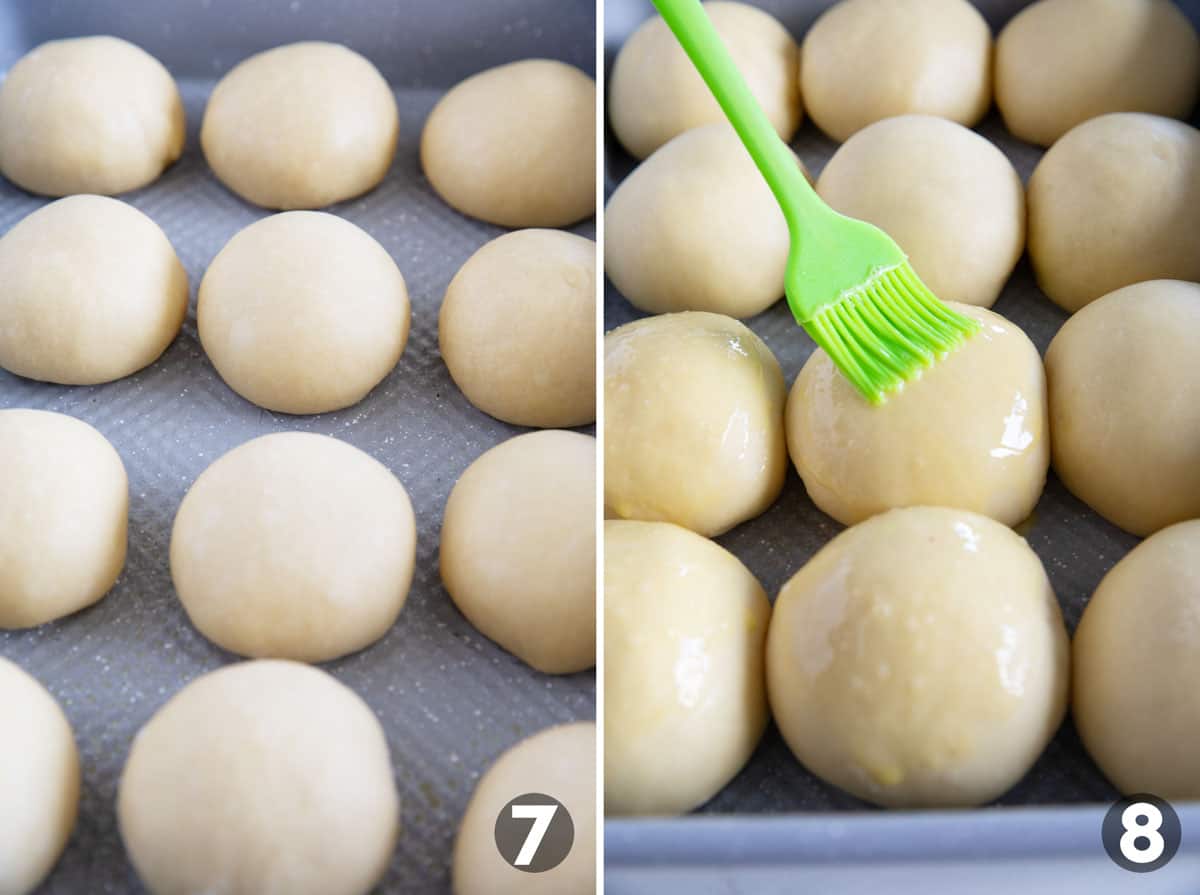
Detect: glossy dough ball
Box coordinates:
(171, 433, 415, 662)
(440, 230, 596, 427)
(605, 521, 770, 815)
(768, 507, 1069, 808)
(441, 431, 596, 674)
(201, 42, 398, 209)
(421, 60, 595, 228)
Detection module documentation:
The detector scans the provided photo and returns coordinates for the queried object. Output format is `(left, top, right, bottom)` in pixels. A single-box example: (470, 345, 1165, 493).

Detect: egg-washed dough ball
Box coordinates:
(198, 211, 409, 414)
(201, 42, 397, 209)
(0, 37, 183, 196)
(800, 0, 991, 143)
(996, 0, 1200, 147)
(421, 59, 595, 228)
(1028, 113, 1200, 313)
(606, 520, 770, 816)
(605, 311, 787, 537)
(171, 432, 415, 663)
(788, 304, 1047, 528)
(817, 116, 1024, 308)
(609, 1, 801, 159)
(0, 410, 127, 630)
(0, 195, 188, 385)
(454, 722, 596, 895)
(440, 230, 595, 427)
(1045, 280, 1200, 537)
(441, 431, 595, 674)
(0, 659, 79, 895)
(118, 660, 398, 895)
(769, 506, 1069, 808)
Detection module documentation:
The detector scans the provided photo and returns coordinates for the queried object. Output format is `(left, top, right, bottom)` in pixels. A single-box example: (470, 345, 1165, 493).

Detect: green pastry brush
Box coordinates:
(650, 0, 980, 403)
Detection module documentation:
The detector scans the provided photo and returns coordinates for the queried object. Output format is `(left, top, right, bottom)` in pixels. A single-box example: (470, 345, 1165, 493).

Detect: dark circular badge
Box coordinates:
(1102, 793, 1181, 873)
(494, 792, 575, 873)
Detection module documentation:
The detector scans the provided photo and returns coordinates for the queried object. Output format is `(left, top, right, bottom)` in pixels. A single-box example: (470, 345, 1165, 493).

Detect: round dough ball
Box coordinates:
(1045, 279, 1200, 537)
(0, 409, 127, 629)
(1074, 520, 1200, 799)
(439, 230, 596, 427)
(421, 59, 595, 228)
(996, 0, 1200, 147)
(609, 1, 801, 159)
(201, 42, 398, 209)
(0, 659, 79, 895)
(1028, 113, 1200, 313)
(816, 115, 1024, 308)
(605, 311, 787, 537)
(768, 506, 1069, 808)
(788, 304, 1048, 528)
(0, 37, 183, 196)
(171, 432, 415, 663)
(605, 520, 770, 815)
(454, 722, 596, 895)
(441, 430, 595, 674)
(800, 0, 992, 143)
(118, 660, 398, 895)
(0, 195, 188, 385)
(198, 211, 409, 414)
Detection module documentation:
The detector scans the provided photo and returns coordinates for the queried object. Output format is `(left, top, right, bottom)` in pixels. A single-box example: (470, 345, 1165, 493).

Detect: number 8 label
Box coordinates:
(1119, 802, 1164, 864)
(1103, 794, 1181, 873)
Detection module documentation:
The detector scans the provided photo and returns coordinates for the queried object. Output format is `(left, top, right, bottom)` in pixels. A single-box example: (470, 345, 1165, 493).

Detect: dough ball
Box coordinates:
(198, 211, 409, 414)
(454, 722, 596, 895)
(171, 432, 415, 663)
(609, 1, 801, 159)
(605, 311, 787, 537)
(800, 0, 992, 143)
(421, 59, 595, 228)
(1074, 520, 1200, 799)
(1045, 279, 1200, 537)
(788, 304, 1047, 528)
(0, 195, 188, 385)
(0, 659, 79, 895)
(996, 0, 1200, 147)
(817, 115, 1024, 308)
(0, 37, 183, 196)
(441, 431, 595, 674)
(605, 520, 770, 815)
(606, 124, 801, 318)
(118, 660, 398, 895)
(768, 506, 1068, 808)
(1028, 113, 1200, 312)
(201, 42, 398, 209)
(439, 229, 596, 427)
(0, 409, 127, 629)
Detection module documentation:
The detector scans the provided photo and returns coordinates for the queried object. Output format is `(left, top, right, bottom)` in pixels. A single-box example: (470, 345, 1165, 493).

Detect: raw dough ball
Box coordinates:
(0, 195, 188, 385)
(1045, 280, 1200, 537)
(0, 658, 79, 895)
(441, 431, 595, 674)
(817, 115, 1024, 308)
(439, 230, 596, 427)
(421, 60, 595, 228)
(996, 0, 1200, 147)
(453, 722, 596, 895)
(1028, 113, 1200, 312)
(201, 42, 398, 209)
(787, 304, 1048, 528)
(171, 432, 415, 662)
(0, 37, 183, 196)
(605, 520, 770, 815)
(605, 311, 787, 537)
(118, 660, 398, 895)
(0, 410, 127, 629)
(198, 211, 409, 414)
(609, 1, 801, 159)
(800, 0, 992, 143)
(768, 506, 1069, 808)
(1074, 520, 1200, 799)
